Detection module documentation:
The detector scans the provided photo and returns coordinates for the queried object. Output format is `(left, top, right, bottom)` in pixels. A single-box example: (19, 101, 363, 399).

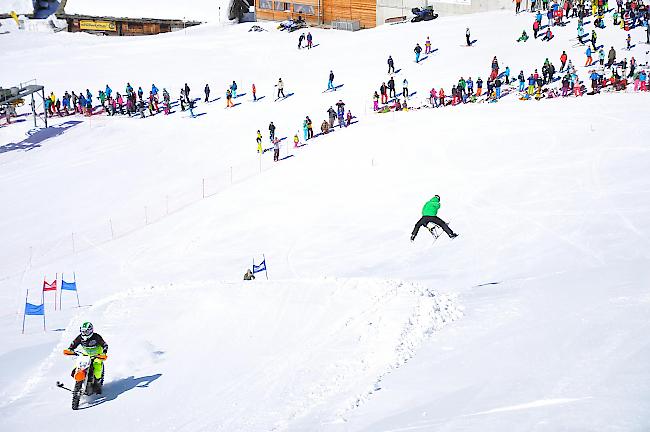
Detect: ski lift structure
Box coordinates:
(0, 80, 48, 128)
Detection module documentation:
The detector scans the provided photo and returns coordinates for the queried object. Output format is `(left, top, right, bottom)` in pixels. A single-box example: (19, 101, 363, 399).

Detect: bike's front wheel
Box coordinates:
(71, 380, 83, 410)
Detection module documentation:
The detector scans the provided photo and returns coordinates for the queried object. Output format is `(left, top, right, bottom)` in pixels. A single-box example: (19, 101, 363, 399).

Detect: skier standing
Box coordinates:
(276, 78, 285, 100)
(425, 36, 431, 54)
(252, 83, 257, 101)
(162, 89, 170, 115)
(560, 50, 568, 71)
(184, 83, 191, 103)
(577, 24, 585, 44)
(273, 138, 280, 162)
(410, 195, 458, 241)
(204, 84, 210, 102)
(591, 29, 597, 50)
(269, 121, 276, 141)
(585, 46, 593, 66)
(495, 78, 502, 99)
(302, 118, 309, 141)
(607, 46, 616, 67)
(380, 82, 388, 104)
(598, 48, 605, 66)
(257, 130, 263, 153)
(306, 32, 313, 49)
(327, 70, 335, 91)
(466, 27, 471, 46)
(388, 77, 396, 98)
(298, 32, 305, 49)
(414, 43, 422, 63)
(226, 88, 234, 108)
(387, 55, 395, 74)
(327, 106, 336, 128)
(231, 81, 238, 98)
(402, 78, 409, 98)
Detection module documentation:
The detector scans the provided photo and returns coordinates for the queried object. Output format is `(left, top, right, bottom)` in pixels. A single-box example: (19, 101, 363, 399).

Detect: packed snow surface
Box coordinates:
(1, 7, 650, 432)
(62, 0, 231, 22)
(1, 0, 33, 15)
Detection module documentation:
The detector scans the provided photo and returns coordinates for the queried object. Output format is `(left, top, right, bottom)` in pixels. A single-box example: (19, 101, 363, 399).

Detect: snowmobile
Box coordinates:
(277, 18, 307, 32)
(59, 348, 107, 410)
(411, 6, 438, 22)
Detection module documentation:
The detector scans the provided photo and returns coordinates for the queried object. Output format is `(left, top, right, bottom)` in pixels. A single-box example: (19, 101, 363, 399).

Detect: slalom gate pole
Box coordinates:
(263, 254, 269, 280)
(21, 290, 28, 334)
(75, 273, 80, 307)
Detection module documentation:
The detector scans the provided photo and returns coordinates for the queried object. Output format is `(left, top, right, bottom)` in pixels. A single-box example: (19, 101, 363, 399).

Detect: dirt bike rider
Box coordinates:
(64, 322, 108, 393)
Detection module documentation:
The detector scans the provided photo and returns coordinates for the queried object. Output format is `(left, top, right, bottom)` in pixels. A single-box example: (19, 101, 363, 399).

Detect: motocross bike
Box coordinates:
(61, 349, 107, 410)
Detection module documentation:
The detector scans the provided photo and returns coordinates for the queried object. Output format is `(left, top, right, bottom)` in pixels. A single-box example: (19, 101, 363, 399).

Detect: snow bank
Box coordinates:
(0, 279, 461, 431)
(0, 0, 33, 15)
(63, 0, 231, 22)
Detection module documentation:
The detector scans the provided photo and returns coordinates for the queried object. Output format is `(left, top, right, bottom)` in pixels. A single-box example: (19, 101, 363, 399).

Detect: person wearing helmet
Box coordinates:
(66, 322, 108, 393)
(410, 195, 458, 241)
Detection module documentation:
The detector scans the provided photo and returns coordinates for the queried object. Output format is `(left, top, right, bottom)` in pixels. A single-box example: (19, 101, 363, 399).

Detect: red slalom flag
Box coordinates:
(43, 276, 57, 292)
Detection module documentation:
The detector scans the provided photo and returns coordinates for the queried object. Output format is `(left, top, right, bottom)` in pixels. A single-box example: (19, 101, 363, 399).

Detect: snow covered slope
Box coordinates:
(62, 0, 231, 22)
(1, 8, 650, 432)
(1, 0, 34, 15)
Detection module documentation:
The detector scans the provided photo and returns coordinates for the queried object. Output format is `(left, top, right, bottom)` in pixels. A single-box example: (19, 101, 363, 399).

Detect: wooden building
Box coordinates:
(55, 0, 202, 36)
(255, 0, 515, 29)
(255, 0, 376, 29)
(58, 14, 199, 36)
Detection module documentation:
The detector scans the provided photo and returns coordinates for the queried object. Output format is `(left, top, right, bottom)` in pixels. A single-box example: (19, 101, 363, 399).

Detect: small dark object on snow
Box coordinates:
(248, 25, 267, 32)
(244, 269, 256, 280)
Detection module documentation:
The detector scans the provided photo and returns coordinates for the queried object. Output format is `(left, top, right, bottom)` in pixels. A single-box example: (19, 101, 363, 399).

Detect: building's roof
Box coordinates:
(1, 0, 34, 15)
(60, 0, 228, 22)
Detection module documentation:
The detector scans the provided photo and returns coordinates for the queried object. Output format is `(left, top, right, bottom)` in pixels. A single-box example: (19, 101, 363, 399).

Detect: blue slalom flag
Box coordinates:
(61, 280, 77, 291)
(25, 303, 44, 316)
(252, 260, 266, 274)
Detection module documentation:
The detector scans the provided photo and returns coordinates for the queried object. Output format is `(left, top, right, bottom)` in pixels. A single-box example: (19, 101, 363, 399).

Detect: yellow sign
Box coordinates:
(10, 11, 19, 26)
(79, 20, 116, 31)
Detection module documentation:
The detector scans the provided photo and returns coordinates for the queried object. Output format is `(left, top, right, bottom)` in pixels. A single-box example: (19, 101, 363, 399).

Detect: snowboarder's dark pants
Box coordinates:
(388, 65, 394, 74)
(411, 216, 454, 238)
(389, 88, 396, 97)
(466, 35, 471, 45)
(277, 89, 285, 98)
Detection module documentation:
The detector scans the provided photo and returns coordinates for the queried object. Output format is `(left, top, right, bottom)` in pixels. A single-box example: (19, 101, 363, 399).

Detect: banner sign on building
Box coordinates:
(79, 20, 116, 31)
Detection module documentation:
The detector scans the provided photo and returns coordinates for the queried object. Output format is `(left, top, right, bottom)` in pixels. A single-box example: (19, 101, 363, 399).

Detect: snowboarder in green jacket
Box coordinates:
(411, 195, 458, 241)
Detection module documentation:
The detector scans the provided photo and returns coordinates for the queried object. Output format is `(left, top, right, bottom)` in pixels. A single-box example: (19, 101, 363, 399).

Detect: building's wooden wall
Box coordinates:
(256, 0, 375, 28)
(323, 0, 375, 28)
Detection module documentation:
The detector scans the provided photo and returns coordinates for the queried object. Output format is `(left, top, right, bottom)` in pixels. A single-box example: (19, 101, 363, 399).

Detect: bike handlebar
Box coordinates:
(63, 349, 108, 360)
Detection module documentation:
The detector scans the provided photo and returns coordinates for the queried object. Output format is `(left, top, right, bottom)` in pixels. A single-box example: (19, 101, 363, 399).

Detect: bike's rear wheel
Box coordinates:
(71, 381, 83, 410)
